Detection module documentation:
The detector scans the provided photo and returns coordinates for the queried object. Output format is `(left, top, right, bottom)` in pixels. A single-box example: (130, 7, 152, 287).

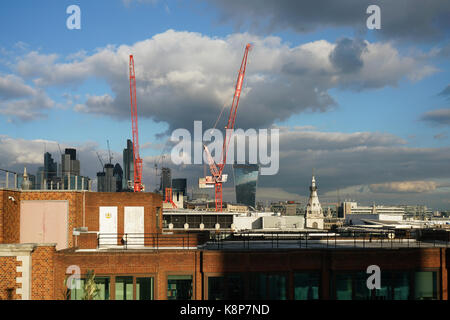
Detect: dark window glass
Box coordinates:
(294, 272, 320, 300)
(167, 275, 193, 300)
(208, 277, 225, 300)
(136, 277, 153, 300)
(335, 273, 352, 300)
(226, 274, 245, 299)
(248, 273, 286, 300)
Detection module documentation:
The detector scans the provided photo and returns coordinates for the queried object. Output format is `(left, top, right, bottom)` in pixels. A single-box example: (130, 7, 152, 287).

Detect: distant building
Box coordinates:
(305, 175, 324, 229)
(113, 163, 123, 192)
(61, 148, 80, 177)
(35, 167, 44, 189)
(270, 201, 302, 216)
(172, 178, 187, 196)
(160, 168, 172, 199)
(340, 201, 405, 225)
(97, 164, 116, 192)
(122, 139, 134, 191)
(232, 164, 259, 208)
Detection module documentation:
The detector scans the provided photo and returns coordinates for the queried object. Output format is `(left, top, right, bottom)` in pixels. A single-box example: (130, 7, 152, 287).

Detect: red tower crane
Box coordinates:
(129, 55, 144, 192)
(202, 43, 253, 211)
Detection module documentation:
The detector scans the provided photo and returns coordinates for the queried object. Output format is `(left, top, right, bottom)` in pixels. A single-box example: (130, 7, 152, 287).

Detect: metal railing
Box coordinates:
(207, 229, 450, 250)
(97, 232, 204, 250)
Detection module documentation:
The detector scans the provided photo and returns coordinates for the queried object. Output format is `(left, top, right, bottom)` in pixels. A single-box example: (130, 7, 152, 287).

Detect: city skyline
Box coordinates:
(0, 1, 449, 209)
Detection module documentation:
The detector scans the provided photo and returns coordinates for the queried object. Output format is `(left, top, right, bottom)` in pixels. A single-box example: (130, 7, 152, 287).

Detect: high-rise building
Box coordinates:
(61, 148, 80, 177)
(44, 152, 57, 181)
(232, 164, 259, 208)
(97, 164, 116, 192)
(123, 139, 134, 191)
(172, 178, 187, 196)
(160, 167, 172, 199)
(113, 163, 123, 192)
(36, 166, 44, 189)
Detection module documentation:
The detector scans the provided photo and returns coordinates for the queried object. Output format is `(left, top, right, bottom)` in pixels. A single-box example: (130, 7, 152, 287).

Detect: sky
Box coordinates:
(0, 0, 449, 209)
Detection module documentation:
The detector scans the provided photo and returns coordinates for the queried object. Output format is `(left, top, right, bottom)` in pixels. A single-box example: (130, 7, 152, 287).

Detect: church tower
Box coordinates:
(305, 174, 324, 229)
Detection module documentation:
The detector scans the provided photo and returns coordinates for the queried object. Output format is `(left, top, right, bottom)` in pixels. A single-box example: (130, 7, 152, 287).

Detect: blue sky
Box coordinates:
(1, 0, 449, 209)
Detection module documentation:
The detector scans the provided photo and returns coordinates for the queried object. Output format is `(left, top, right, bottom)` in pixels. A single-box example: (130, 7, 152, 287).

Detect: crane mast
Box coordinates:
(204, 43, 252, 211)
(129, 55, 144, 192)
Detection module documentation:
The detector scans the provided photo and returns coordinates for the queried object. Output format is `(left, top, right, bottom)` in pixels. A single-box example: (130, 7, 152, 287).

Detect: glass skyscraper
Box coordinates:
(122, 139, 134, 191)
(232, 164, 259, 208)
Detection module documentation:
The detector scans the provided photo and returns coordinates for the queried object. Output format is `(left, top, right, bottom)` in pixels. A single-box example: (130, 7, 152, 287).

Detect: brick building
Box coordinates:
(0, 189, 449, 300)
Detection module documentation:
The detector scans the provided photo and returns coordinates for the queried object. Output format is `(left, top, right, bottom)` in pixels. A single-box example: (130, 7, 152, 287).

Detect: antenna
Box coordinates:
(107, 140, 113, 164)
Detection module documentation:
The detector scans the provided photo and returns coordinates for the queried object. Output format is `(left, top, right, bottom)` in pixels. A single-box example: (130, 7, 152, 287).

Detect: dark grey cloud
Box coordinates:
(421, 108, 450, 126)
(439, 84, 450, 98)
(329, 38, 368, 73)
(206, 0, 450, 42)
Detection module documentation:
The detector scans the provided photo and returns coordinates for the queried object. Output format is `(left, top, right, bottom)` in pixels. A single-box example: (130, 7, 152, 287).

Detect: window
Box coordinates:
(335, 273, 353, 300)
(115, 276, 133, 300)
(95, 277, 111, 300)
(156, 207, 161, 230)
(294, 272, 320, 300)
(208, 277, 225, 300)
(414, 271, 438, 300)
(167, 275, 193, 300)
(136, 277, 154, 300)
(249, 273, 287, 300)
(334, 271, 412, 300)
(207, 274, 244, 300)
(70, 277, 110, 300)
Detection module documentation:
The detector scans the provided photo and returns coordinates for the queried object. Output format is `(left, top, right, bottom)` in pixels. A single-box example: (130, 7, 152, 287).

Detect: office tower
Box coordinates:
(61, 148, 80, 177)
(44, 152, 57, 181)
(232, 164, 259, 208)
(36, 167, 44, 190)
(160, 167, 172, 199)
(123, 139, 134, 191)
(113, 163, 123, 192)
(97, 171, 105, 192)
(172, 178, 187, 196)
(97, 164, 116, 192)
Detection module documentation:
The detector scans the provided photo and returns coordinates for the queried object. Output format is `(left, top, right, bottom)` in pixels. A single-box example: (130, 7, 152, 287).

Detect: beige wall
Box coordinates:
(20, 201, 68, 250)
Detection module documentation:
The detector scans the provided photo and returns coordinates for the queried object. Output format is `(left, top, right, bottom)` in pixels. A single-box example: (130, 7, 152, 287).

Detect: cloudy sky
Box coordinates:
(0, 0, 449, 209)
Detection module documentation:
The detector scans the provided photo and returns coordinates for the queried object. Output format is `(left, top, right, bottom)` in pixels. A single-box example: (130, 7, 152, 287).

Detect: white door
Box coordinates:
(99, 206, 118, 245)
(124, 206, 145, 246)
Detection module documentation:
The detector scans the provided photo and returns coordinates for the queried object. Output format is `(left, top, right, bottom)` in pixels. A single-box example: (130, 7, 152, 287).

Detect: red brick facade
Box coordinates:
(0, 256, 21, 300)
(31, 246, 55, 300)
(0, 190, 163, 248)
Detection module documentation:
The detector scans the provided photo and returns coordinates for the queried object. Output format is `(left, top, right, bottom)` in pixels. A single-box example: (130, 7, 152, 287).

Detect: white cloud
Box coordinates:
(12, 30, 437, 130)
(369, 181, 439, 193)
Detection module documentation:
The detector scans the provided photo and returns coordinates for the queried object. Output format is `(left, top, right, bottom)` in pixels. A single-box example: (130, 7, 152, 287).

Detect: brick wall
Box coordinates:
(0, 190, 162, 248)
(31, 245, 55, 300)
(0, 190, 21, 244)
(53, 249, 200, 300)
(50, 248, 448, 300)
(0, 256, 21, 300)
(84, 192, 162, 235)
